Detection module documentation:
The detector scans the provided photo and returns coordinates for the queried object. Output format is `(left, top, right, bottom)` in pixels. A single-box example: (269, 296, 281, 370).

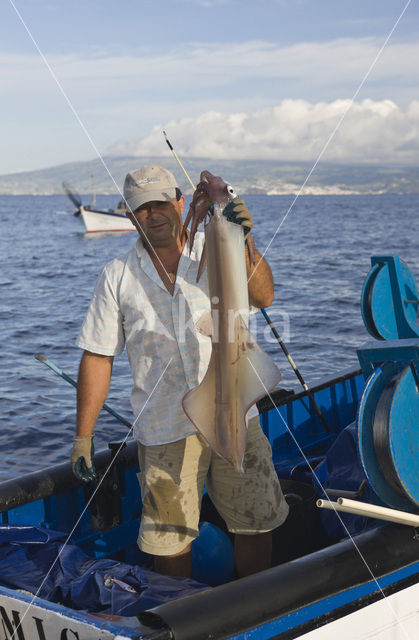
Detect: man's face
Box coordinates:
(128, 196, 185, 247)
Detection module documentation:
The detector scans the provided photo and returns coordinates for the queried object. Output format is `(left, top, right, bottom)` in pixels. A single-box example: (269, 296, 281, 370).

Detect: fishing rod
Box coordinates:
(35, 354, 132, 429)
(163, 131, 195, 191)
(260, 309, 331, 433)
(163, 131, 332, 433)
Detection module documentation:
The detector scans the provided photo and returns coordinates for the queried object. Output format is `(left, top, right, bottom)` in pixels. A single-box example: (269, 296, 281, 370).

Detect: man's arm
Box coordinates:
(76, 350, 114, 435)
(246, 243, 274, 308)
(71, 350, 114, 482)
(222, 198, 274, 308)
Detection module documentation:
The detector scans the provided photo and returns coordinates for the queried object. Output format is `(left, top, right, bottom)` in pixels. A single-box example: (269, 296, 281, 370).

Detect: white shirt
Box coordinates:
(77, 232, 257, 445)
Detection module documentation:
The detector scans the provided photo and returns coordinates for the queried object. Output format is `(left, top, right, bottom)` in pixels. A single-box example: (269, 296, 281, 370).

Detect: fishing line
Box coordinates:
(10, 357, 173, 640)
(7, 0, 173, 284)
(249, 0, 413, 282)
(247, 357, 413, 640)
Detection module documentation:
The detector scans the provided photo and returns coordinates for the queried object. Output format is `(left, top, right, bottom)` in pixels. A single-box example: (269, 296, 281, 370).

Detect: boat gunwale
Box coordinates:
(0, 368, 363, 511)
(139, 523, 419, 640)
(0, 441, 139, 511)
(257, 367, 363, 413)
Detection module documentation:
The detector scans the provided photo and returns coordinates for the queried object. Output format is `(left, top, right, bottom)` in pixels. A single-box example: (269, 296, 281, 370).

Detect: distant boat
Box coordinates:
(62, 181, 136, 233)
(79, 203, 136, 233)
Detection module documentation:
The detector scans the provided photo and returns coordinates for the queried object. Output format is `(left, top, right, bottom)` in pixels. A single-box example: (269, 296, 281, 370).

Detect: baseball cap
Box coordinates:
(123, 165, 178, 213)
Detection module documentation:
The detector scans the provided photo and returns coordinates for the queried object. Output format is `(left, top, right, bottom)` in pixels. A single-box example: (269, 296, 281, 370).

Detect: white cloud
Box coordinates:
(1, 37, 419, 96)
(2, 36, 419, 172)
(109, 99, 419, 164)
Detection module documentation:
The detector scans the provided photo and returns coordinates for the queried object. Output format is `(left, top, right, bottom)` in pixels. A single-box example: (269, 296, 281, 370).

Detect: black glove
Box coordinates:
(223, 198, 253, 239)
(71, 434, 97, 483)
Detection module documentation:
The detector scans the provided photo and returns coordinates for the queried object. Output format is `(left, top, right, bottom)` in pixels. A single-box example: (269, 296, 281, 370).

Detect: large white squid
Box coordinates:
(182, 171, 281, 472)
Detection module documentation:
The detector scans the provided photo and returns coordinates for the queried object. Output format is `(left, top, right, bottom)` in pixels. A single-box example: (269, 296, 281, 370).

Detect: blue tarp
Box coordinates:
(312, 423, 377, 539)
(276, 422, 377, 540)
(0, 526, 208, 615)
(0, 423, 380, 613)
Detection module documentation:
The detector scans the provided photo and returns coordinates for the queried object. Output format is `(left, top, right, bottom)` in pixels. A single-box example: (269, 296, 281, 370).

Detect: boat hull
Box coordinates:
(0, 584, 148, 639)
(79, 206, 136, 233)
(297, 581, 419, 639)
(143, 522, 419, 640)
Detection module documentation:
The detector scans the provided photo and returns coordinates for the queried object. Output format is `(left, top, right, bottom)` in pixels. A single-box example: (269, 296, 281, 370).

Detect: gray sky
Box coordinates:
(1, 0, 418, 174)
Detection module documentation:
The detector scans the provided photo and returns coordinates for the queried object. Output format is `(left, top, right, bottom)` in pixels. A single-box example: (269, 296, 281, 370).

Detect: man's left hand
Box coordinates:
(71, 434, 97, 483)
(223, 198, 253, 239)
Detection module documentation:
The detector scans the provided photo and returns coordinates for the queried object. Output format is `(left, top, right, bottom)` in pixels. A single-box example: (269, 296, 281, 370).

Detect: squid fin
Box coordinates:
(196, 309, 213, 337)
(182, 322, 281, 472)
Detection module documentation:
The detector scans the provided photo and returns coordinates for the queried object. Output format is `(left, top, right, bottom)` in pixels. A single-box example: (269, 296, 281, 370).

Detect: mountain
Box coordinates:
(0, 156, 418, 195)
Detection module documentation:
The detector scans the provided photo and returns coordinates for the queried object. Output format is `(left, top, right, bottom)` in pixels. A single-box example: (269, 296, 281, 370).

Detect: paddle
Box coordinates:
(62, 181, 83, 216)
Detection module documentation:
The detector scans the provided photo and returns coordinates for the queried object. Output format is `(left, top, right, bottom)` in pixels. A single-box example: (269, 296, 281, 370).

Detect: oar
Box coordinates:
(35, 354, 132, 428)
(62, 181, 83, 217)
(260, 308, 332, 433)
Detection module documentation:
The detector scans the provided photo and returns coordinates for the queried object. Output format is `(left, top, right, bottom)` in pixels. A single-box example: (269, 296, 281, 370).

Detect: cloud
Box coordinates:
(1, 37, 419, 97)
(2, 35, 419, 172)
(108, 99, 419, 165)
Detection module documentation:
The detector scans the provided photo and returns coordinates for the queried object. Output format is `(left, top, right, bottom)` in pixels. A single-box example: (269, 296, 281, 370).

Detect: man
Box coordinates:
(71, 165, 288, 579)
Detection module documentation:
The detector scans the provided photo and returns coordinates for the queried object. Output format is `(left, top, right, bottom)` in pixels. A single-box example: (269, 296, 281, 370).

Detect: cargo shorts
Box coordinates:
(137, 416, 289, 556)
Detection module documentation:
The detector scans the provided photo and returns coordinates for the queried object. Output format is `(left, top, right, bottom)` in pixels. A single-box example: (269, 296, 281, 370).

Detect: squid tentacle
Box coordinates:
(184, 179, 212, 254)
(184, 171, 252, 261)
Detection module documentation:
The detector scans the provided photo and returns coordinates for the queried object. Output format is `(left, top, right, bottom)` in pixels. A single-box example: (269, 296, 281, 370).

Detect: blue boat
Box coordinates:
(0, 255, 418, 640)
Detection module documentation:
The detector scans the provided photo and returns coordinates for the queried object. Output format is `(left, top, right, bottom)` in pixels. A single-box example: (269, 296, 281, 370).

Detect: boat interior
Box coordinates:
(1, 254, 419, 638)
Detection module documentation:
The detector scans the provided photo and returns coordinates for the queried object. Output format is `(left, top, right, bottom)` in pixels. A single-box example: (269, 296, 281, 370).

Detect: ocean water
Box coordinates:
(1, 193, 418, 482)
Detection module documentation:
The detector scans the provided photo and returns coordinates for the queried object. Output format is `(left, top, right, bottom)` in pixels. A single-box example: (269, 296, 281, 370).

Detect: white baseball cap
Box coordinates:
(123, 165, 178, 213)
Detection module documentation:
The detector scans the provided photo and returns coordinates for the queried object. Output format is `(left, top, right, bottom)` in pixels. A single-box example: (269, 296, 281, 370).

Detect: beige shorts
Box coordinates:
(136, 416, 289, 556)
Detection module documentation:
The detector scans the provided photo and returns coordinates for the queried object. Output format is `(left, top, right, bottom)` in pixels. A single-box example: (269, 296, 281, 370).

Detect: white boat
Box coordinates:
(62, 182, 136, 233)
(79, 205, 136, 233)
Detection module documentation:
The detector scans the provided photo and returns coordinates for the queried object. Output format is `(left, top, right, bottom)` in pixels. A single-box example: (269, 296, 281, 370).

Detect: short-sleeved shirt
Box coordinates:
(76, 232, 257, 446)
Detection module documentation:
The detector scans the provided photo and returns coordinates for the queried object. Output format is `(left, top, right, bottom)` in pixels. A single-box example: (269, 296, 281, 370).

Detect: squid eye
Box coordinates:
(227, 184, 237, 198)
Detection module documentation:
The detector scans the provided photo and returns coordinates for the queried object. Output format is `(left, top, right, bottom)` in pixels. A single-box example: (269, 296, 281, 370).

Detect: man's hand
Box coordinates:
(71, 434, 97, 483)
(223, 198, 253, 239)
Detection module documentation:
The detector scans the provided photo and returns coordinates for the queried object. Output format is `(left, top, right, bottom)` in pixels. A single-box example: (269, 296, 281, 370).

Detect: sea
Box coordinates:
(0, 193, 418, 482)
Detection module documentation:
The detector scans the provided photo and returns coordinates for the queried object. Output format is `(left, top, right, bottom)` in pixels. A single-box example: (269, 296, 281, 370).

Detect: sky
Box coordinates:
(1, 0, 418, 174)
